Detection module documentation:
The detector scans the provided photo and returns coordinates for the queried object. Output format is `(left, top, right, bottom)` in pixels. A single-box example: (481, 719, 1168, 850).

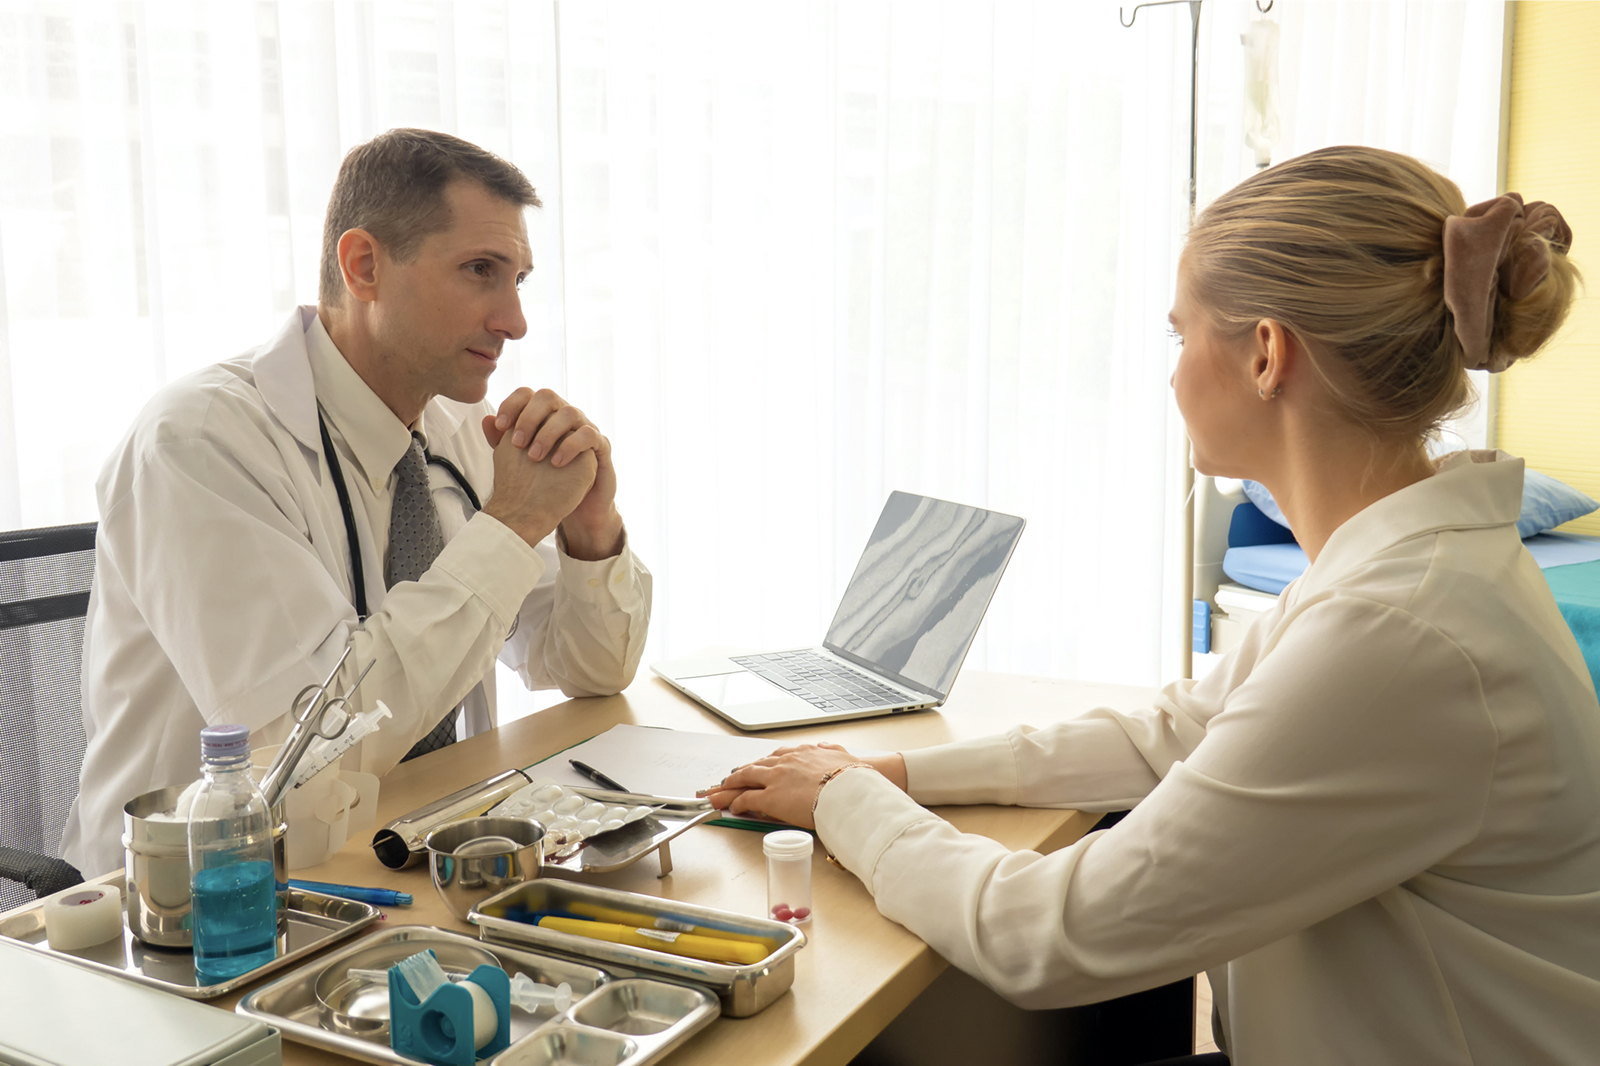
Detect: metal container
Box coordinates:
(0, 870, 380, 1000)
(236, 925, 721, 1066)
(372, 768, 532, 869)
(121, 785, 288, 948)
(425, 816, 546, 921)
(470, 880, 806, 1017)
(495, 981, 717, 1066)
(314, 938, 502, 1041)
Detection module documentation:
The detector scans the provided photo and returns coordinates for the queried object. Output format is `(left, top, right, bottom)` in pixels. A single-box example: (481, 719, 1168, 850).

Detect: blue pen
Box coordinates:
(289, 879, 413, 907)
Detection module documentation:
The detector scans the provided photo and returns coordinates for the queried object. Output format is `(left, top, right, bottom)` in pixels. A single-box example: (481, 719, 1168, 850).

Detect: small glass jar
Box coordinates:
(763, 830, 814, 924)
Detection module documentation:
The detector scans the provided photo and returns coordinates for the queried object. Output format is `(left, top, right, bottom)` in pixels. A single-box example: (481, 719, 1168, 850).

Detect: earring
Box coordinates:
(1258, 385, 1281, 400)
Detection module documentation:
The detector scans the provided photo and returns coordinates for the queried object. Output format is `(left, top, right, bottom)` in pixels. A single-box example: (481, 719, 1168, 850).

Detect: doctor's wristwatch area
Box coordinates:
(0, 489, 1022, 1066)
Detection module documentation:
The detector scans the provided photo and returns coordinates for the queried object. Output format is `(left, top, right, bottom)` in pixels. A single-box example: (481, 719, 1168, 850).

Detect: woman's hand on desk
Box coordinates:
(699, 743, 908, 829)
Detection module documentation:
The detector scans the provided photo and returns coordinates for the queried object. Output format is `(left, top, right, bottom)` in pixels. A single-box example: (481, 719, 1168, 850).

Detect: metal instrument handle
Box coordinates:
(259, 649, 370, 807)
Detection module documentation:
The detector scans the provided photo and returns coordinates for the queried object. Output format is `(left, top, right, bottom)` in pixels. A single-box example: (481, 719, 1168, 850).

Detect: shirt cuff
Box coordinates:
(901, 732, 1022, 807)
(431, 511, 546, 627)
(555, 529, 641, 606)
(814, 767, 936, 883)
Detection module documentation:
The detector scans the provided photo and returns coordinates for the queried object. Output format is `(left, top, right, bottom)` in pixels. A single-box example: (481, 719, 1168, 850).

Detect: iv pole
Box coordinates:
(1120, 0, 1203, 678)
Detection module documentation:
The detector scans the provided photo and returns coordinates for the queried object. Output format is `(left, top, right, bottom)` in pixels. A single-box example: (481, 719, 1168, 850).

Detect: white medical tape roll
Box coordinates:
(44, 885, 124, 950)
(465, 981, 498, 1049)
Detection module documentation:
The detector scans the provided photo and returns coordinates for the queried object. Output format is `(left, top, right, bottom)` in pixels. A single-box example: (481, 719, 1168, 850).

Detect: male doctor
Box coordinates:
(61, 129, 651, 876)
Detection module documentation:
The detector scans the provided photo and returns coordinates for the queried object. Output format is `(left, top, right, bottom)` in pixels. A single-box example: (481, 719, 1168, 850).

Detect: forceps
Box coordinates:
(259, 646, 374, 807)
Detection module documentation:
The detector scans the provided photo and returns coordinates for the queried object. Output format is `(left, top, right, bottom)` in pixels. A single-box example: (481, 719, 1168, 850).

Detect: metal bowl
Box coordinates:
(313, 938, 500, 1041)
(424, 816, 546, 921)
(122, 785, 289, 948)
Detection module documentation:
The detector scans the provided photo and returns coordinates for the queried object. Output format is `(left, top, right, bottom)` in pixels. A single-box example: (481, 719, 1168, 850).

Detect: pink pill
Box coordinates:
(791, 907, 811, 920)
(771, 903, 788, 915)
(773, 906, 794, 921)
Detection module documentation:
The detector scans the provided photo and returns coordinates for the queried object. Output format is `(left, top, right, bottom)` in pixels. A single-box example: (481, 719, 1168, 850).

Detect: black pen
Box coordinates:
(570, 759, 630, 792)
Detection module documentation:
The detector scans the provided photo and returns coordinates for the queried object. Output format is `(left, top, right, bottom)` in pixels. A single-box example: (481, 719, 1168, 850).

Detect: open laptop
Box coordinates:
(652, 491, 1025, 730)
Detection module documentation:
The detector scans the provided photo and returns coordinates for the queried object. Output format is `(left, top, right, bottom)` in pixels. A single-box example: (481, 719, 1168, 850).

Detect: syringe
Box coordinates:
(346, 967, 573, 1013)
(289, 700, 393, 789)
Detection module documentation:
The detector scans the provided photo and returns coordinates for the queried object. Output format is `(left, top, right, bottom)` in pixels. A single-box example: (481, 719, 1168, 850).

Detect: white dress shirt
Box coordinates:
(61, 307, 651, 876)
(816, 450, 1600, 1065)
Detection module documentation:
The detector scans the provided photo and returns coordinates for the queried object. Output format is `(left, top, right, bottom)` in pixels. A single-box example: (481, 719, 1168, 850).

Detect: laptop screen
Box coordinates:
(823, 491, 1025, 698)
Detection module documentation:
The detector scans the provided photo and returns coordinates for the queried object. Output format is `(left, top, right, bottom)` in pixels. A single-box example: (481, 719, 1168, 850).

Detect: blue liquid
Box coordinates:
(191, 860, 277, 984)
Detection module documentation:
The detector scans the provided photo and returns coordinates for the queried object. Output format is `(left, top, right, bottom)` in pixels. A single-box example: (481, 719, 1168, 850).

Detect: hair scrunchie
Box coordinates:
(1442, 192, 1573, 373)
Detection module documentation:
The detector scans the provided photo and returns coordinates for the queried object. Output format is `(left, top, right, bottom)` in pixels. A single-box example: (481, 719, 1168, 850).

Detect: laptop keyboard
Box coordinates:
(731, 649, 917, 713)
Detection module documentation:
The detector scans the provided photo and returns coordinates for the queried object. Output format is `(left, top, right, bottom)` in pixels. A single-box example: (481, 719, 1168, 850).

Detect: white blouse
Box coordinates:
(816, 451, 1600, 1065)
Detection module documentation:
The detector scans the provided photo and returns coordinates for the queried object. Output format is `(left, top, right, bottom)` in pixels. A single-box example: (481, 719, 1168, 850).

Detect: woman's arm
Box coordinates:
(708, 673, 1221, 817)
(813, 598, 1495, 1007)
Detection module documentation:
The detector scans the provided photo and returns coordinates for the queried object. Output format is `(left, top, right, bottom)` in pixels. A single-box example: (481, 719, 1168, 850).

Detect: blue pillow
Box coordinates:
(1519, 469, 1599, 537)
(1240, 470, 1598, 539)
(1241, 480, 1287, 527)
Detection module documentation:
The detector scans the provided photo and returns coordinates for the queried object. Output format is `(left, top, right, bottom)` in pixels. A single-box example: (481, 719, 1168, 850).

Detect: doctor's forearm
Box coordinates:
(326, 515, 543, 763)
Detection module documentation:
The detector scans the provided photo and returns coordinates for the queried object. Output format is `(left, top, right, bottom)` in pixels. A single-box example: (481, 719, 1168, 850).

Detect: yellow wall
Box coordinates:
(1497, 1, 1600, 534)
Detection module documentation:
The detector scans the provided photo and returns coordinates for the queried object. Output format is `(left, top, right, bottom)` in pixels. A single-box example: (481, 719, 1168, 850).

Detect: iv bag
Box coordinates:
(1242, 19, 1280, 169)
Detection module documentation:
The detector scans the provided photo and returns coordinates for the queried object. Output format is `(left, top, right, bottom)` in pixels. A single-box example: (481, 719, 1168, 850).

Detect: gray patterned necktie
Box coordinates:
(389, 433, 456, 760)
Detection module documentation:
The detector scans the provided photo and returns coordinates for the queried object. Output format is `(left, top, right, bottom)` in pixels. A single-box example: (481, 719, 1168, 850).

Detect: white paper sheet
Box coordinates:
(524, 724, 789, 800)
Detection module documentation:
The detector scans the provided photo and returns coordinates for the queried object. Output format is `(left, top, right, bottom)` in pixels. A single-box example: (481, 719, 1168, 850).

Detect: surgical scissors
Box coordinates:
(259, 646, 375, 807)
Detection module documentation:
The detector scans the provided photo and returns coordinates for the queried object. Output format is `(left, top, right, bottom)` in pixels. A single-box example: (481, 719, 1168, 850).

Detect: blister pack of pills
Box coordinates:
(490, 781, 657, 854)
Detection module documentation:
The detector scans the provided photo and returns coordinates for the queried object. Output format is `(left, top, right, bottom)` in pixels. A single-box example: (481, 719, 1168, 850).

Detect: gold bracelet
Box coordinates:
(812, 763, 873, 816)
(813, 763, 873, 869)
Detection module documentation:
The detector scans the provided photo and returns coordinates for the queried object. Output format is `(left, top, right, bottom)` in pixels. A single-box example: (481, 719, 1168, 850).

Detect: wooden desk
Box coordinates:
(227, 670, 1155, 1065)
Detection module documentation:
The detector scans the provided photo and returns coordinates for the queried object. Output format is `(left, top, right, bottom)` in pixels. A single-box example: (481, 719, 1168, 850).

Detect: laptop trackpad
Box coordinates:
(682, 670, 799, 709)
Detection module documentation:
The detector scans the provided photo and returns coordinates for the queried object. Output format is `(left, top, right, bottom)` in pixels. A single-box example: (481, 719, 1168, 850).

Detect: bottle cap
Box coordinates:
(200, 723, 252, 761)
(762, 829, 815, 859)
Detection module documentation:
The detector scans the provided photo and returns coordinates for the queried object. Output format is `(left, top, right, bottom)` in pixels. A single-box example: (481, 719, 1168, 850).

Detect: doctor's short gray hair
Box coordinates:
(319, 128, 540, 306)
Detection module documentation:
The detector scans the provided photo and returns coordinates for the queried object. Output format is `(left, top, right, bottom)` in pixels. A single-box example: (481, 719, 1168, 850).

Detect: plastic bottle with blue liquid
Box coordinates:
(187, 724, 278, 984)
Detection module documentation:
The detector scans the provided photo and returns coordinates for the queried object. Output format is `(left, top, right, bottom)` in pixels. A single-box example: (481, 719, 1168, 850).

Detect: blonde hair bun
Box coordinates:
(1186, 146, 1579, 439)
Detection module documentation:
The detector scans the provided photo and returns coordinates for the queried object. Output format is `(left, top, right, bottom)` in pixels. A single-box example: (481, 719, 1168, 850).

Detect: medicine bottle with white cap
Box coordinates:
(187, 724, 278, 983)
(763, 830, 814, 924)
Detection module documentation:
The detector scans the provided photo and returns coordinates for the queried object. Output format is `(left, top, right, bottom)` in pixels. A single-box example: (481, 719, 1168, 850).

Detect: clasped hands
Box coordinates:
(700, 742, 909, 830)
(480, 386, 624, 560)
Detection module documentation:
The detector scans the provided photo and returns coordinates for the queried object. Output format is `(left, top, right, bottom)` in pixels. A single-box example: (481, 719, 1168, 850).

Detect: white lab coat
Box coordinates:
(816, 450, 1600, 1064)
(61, 306, 651, 876)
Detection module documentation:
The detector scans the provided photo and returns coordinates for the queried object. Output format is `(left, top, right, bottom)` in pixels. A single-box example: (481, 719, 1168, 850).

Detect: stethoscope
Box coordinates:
(317, 411, 481, 620)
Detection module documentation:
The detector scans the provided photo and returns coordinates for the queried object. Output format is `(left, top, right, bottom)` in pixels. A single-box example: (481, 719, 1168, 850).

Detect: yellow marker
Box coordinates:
(537, 916, 769, 966)
(566, 902, 777, 955)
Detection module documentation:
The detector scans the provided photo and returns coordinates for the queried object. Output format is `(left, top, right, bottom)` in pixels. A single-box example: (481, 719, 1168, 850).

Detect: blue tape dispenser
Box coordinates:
(388, 949, 511, 1065)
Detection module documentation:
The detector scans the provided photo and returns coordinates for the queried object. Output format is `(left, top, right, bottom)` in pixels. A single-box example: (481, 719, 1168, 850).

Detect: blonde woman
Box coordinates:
(706, 147, 1599, 1065)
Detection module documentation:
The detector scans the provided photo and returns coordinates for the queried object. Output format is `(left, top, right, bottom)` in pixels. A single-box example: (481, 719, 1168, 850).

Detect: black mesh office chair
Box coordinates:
(0, 522, 95, 910)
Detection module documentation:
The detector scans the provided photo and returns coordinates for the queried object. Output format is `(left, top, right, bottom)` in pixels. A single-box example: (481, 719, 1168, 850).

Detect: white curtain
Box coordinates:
(1196, 0, 1507, 450)
(0, 1, 1195, 697)
(0, 1, 1505, 700)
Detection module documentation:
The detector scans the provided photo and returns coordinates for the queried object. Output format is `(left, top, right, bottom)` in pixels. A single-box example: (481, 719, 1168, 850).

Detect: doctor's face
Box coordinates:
(1169, 261, 1264, 479)
(371, 179, 532, 411)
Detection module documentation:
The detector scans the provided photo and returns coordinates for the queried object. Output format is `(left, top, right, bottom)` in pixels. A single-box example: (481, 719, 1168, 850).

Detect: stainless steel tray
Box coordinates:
(470, 880, 805, 1017)
(0, 869, 380, 999)
(540, 800, 718, 878)
(236, 925, 718, 1066)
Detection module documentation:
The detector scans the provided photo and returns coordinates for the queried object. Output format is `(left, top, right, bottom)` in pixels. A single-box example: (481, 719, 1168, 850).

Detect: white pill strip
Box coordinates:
(489, 780, 656, 850)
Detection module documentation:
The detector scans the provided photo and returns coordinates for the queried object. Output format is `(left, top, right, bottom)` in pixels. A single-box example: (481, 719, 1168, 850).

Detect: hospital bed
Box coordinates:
(1190, 475, 1600, 691)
